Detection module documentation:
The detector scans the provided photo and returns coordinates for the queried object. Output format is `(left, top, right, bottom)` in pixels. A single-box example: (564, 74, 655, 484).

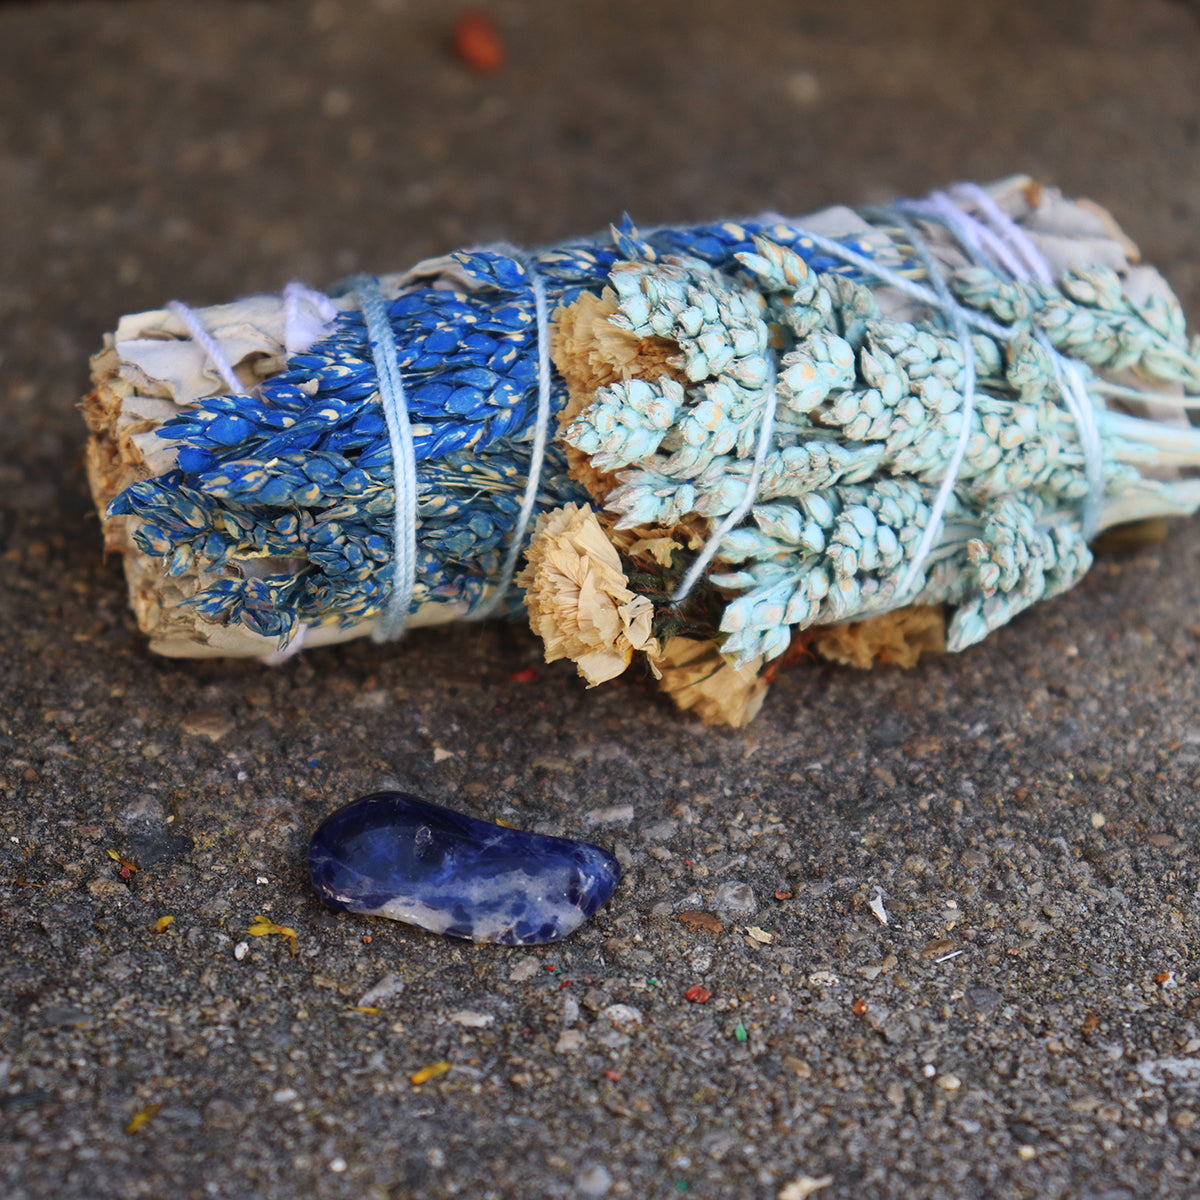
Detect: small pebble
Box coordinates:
(179, 709, 234, 742)
(678, 910, 723, 934)
(640, 819, 677, 841)
(965, 986, 1002, 1013)
(585, 804, 635, 826)
(446, 1009, 494, 1028)
(357, 973, 404, 1007)
(575, 1163, 613, 1196)
(601, 1004, 643, 1034)
(712, 881, 757, 915)
(555, 1029, 586, 1053)
(509, 956, 540, 983)
(87, 878, 126, 899)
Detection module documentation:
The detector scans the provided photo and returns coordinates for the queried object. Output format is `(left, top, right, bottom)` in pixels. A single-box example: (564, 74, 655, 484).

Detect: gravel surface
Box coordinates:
(3, 2, 1200, 1197)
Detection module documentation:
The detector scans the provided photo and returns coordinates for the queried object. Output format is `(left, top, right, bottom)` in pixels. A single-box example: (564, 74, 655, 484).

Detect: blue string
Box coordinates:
(356, 255, 554, 633)
(353, 275, 419, 642)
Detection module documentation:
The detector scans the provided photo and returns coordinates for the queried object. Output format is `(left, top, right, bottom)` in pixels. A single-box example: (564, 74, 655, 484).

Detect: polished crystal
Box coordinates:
(308, 791, 621, 945)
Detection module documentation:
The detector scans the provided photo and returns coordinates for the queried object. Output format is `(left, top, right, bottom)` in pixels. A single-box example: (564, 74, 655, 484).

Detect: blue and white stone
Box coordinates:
(308, 791, 621, 945)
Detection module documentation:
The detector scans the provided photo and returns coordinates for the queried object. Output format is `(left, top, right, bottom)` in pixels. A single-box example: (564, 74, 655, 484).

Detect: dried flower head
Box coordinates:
(655, 636, 767, 727)
(518, 503, 661, 686)
(811, 605, 945, 670)
(607, 513, 709, 568)
(550, 289, 683, 504)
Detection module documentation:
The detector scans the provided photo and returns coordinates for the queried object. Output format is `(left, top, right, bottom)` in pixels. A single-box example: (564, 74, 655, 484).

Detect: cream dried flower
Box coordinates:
(655, 636, 767, 728)
(810, 606, 945, 670)
(607, 511, 709, 568)
(518, 503, 661, 687)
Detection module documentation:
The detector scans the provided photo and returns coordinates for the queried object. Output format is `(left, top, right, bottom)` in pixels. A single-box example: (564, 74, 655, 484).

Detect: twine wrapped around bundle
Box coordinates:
(84, 177, 1200, 725)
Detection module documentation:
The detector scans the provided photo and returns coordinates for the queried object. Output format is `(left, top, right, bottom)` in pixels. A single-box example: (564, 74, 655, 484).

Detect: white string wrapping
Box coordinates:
(354, 275, 420, 643)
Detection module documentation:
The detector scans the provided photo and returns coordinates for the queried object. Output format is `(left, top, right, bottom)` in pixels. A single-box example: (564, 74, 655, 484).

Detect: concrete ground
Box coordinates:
(3, 1, 1200, 1197)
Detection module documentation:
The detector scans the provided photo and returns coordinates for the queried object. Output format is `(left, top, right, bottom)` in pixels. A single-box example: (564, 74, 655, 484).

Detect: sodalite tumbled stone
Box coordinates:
(308, 792, 621, 945)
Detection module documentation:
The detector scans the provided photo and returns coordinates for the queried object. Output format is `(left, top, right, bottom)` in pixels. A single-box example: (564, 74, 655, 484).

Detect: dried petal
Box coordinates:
(655, 636, 767, 727)
(518, 504, 661, 686)
(410, 1061, 452, 1086)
